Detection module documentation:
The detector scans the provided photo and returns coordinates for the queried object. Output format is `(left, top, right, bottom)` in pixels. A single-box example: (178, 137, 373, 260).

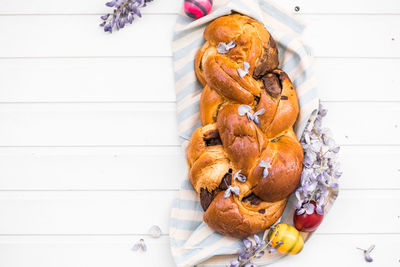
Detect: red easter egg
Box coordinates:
(184, 0, 213, 20)
(293, 201, 324, 232)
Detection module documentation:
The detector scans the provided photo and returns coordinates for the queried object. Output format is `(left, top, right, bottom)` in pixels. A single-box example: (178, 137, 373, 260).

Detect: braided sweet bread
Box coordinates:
(187, 14, 304, 238)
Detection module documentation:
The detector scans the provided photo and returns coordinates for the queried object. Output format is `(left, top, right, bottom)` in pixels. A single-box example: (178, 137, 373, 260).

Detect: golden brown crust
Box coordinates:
(200, 85, 225, 125)
(186, 14, 303, 238)
(204, 193, 287, 238)
(216, 104, 264, 173)
(249, 128, 304, 202)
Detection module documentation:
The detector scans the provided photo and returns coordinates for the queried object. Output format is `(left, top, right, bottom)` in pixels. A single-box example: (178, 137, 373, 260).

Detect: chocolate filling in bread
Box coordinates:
(200, 173, 232, 211)
(261, 73, 282, 98)
(203, 129, 222, 146)
(242, 194, 267, 214)
(253, 38, 278, 78)
(242, 193, 263, 205)
(270, 135, 283, 143)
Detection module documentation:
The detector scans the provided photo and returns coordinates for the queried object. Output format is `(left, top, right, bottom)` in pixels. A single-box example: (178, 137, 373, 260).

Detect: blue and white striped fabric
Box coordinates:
(170, 1, 319, 266)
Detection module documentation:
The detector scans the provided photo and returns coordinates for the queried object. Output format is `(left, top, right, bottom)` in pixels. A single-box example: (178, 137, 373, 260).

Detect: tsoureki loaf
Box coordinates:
(186, 14, 303, 238)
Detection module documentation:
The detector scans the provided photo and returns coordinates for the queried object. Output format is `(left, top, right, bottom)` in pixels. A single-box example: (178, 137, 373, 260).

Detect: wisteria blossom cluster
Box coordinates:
(295, 104, 342, 215)
(100, 0, 153, 33)
(229, 233, 282, 267)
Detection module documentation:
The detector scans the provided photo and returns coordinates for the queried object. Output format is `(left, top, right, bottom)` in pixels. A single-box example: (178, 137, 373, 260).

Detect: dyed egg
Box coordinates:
(294, 201, 324, 232)
(184, 0, 213, 20)
(268, 223, 303, 255)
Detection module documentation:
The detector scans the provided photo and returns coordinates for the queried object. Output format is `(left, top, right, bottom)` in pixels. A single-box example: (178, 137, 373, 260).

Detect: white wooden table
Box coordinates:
(0, 0, 399, 266)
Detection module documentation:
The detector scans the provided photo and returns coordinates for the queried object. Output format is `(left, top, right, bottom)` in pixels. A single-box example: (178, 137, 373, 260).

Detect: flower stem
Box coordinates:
(312, 126, 321, 139)
(105, 0, 130, 23)
(240, 231, 277, 267)
(307, 189, 317, 204)
(121, 0, 129, 8)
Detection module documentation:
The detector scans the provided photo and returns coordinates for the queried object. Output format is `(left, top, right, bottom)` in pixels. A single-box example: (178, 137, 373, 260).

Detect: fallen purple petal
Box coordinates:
(243, 239, 252, 249)
(105, 1, 115, 7)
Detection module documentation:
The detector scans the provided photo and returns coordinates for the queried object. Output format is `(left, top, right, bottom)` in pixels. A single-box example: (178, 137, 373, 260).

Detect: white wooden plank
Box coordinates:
(0, 58, 175, 103)
(339, 146, 400, 189)
(0, 102, 398, 146)
(0, 234, 398, 267)
(1, 57, 400, 102)
(285, 0, 400, 14)
(0, 103, 180, 146)
(0, 191, 176, 235)
(1, 0, 399, 15)
(0, 0, 182, 14)
(0, 236, 176, 267)
(0, 3, 397, 267)
(302, 15, 400, 58)
(323, 102, 400, 145)
(317, 190, 400, 234)
(315, 58, 400, 101)
(0, 190, 398, 234)
(0, 147, 187, 190)
(274, 234, 400, 267)
(0, 15, 399, 58)
(0, 146, 398, 190)
(0, 15, 175, 58)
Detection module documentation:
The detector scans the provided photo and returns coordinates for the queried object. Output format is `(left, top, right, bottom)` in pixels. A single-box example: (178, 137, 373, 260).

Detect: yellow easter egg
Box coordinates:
(268, 223, 304, 255)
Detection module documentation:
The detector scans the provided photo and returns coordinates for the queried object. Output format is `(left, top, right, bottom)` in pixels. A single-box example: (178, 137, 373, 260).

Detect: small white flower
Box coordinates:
(237, 105, 265, 126)
(258, 160, 271, 179)
(237, 61, 250, 78)
(217, 40, 236, 54)
(224, 186, 240, 198)
(233, 170, 247, 183)
(238, 104, 252, 117)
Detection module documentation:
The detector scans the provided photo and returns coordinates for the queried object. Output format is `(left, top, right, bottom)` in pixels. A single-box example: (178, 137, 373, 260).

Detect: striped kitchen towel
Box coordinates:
(170, 0, 320, 266)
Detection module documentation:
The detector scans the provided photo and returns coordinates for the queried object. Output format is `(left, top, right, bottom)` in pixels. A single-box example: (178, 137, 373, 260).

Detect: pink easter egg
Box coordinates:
(184, 0, 213, 20)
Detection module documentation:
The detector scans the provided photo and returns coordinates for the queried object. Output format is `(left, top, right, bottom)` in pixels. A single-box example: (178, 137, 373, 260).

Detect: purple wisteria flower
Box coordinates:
(100, 0, 153, 33)
(238, 105, 265, 126)
(296, 202, 315, 216)
(295, 103, 342, 215)
(217, 40, 236, 54)
(132, 238, 147, 252)
(357, 244, 375, 262)
(229, 231, 279, 267)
